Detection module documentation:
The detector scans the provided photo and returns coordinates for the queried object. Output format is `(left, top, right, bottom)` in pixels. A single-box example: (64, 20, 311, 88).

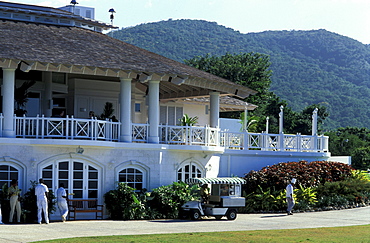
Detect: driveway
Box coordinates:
(1, 207, 370, 243)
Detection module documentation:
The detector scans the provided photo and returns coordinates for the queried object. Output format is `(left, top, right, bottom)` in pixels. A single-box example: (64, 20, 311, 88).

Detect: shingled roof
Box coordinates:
(0, 16, 256, 99)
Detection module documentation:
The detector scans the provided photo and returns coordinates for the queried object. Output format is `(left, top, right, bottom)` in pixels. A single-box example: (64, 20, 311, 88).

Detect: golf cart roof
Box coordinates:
(186, 177, 246, 185)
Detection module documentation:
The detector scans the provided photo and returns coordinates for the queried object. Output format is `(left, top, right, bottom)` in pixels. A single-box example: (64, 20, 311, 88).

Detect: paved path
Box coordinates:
(1, 207, 370, 242)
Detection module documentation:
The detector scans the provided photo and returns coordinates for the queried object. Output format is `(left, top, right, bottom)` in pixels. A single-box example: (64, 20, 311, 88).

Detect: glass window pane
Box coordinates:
(88, 166, 97, 171)
(73, 172, 83, 179)
(74, 181, 83, 189)
(73, 190, 83, 198)
(119, 174, 127, 182)
(10, 166, 17, 171)
(10, 172, 18, 180)
(59, 171, 68, 179)
(127, 168, 134, 173)
(45, 165, 52, 170)
(88, 190, 97, 198)
(89, 172, 98, 179)
(59, 162, 68, 170)
(136, 183, 143, 190)
(74, 162, 83, 170)
(42, 171, 52, 178)
(88, 181, 98, 189)
(0, 165, 8, 171)
(0, 172, 7, 180)
(136, 175, 143, 182)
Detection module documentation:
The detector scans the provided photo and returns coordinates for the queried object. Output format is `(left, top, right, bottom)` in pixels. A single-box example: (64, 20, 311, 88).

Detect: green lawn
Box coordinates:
(36, 224, 370, 243)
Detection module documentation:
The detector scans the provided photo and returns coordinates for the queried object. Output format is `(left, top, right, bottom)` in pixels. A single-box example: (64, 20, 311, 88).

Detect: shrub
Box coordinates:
(104, 183, 149, 220)
(244, 161, 354, 194)
(149, 182, 198, 219)
(316, 178, 370, 207)
(104, 181, 198, 220)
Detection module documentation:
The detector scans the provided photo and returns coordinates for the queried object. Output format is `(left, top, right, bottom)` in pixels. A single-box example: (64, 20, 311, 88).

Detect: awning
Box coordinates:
(185, 177, 246, 185)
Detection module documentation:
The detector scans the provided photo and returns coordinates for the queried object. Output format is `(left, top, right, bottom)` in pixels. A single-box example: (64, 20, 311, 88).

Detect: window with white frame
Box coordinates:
(160, 106, 183, 125)
(177, 162, 203, 182)
(0, 165, 19, 187)
(41, 160, 100, 199)
(118, 168, 144, 190)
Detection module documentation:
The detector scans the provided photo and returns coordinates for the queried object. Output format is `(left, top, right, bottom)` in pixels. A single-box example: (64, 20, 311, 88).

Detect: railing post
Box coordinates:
(65, 115, 69, 139)
(35, 115, 39, 139)
(279, 133, 285, 151)
(243, 131, 249, 150)
(297, 133, 302, 152)
(313, 134, 318, 152)
(41, 115, 45, 139)
(71, 116, 75, 140)
(22, 115, 26, 138)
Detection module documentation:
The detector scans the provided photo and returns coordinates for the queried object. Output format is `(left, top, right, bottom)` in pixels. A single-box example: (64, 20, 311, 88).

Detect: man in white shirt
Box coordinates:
(286, 178, 296, 215)
(56, 183, 68, 222)
(35, 179, 49, 224)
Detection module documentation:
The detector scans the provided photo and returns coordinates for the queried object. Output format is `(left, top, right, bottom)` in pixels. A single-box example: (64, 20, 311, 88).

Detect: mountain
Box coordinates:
(110, 19, 370, 130)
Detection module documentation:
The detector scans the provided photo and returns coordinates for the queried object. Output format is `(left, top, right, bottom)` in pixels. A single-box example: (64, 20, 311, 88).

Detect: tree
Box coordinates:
(14, 80, 36, 116)
(185, 53, 328, 135)
(185, 52, 272, 106)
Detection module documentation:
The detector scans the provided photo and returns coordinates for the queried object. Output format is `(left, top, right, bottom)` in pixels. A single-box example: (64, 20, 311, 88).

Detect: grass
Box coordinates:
(36, 224, 370, 243)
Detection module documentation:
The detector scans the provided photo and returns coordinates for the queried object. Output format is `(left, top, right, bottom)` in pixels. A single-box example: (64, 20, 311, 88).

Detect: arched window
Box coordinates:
(0, 165, 19, 187)
(41, 160, 100, 199)
(177, 162, 202, 182)
(118, 168, 143, 190)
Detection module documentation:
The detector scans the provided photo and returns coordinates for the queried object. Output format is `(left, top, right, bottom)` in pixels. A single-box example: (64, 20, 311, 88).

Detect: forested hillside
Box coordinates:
(111, 19, 370, 130)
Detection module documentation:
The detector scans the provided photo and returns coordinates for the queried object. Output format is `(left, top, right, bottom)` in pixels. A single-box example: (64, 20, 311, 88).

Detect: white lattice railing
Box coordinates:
(12, 115, 328, 152)
(15, 115, 120, 141)
(158, 125, 219, 146)
(220, 131, 329, 152)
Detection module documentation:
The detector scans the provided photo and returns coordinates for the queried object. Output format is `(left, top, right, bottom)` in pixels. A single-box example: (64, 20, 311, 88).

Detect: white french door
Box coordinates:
(42, 160, 99, 199)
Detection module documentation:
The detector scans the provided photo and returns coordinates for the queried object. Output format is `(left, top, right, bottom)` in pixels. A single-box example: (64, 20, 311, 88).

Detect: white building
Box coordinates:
(0, 1, 330, 217)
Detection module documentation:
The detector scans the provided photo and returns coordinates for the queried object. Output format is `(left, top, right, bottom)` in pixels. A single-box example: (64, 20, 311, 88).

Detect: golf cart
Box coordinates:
(180, 177, 246, 220)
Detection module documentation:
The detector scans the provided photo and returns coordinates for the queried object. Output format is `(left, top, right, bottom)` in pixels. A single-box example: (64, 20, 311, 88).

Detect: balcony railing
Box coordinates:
(220, 131, 329, 152)
(10, 115, 328, 152)
(14, 115, 120, 141)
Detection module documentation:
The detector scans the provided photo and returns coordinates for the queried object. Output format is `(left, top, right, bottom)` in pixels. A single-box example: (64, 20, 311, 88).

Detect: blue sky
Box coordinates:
(6, 0, 370, 44)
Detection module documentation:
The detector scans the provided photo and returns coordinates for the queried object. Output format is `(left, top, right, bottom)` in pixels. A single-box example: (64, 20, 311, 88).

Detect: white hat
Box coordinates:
(291, 178, 297, 184)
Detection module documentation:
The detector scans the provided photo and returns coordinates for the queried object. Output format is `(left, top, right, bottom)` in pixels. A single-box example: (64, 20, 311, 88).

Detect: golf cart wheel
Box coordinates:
(226, 209, 237, 220)
(215, 216, 223, 220)
(190, 209, 201, 220)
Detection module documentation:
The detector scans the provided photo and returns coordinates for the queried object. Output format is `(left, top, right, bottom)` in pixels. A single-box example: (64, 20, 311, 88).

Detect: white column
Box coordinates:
(2, 68, 16, 137)
(265, 116, 269, 133)
(312, 108, 318, 151)
(43, 72, 52, 117)
(120, 78, 132, 142)
(243, 107, 248, 131)
(148, 80, 160, 143)
(312, 108, 318, 136)
(279, 105, 284, 134)
(210, 92, 220, 128)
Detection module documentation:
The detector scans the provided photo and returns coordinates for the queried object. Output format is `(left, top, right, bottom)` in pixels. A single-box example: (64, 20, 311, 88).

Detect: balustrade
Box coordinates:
(8, 115, 329, 152)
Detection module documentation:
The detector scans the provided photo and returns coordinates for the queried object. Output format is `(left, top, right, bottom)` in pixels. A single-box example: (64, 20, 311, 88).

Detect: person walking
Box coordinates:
(8, 179, 21, 223)
(286, 178, 296, 215)
(56, 183, 68, 222)
(35, 179, 49, 224)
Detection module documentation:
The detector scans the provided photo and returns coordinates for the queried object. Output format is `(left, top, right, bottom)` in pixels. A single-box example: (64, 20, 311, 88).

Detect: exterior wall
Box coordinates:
(219, 150, 331, 178)
(183, 104, 209, 126)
